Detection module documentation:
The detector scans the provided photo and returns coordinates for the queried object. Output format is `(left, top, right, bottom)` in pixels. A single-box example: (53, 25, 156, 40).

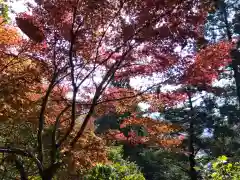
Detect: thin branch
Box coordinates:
(0, 20, 6, 25)
(0, 42, 32, 73)
(51, 105, 71, 164)
(93, 1, 125, 63)
(57, 3, 80, 148)
(70, 6, 172, 91)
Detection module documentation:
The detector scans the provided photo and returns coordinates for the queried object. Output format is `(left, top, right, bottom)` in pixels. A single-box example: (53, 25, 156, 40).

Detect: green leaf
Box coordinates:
(194, 166, 201, 171)
(211, 172, 218, 178)
(212, 162, 219, 169)
(218, 155, 228, 162)
(227, 163, 233, 169)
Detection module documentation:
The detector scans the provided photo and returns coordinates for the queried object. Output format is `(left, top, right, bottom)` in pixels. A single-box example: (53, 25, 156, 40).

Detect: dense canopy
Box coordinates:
(0, 0, 239, 179)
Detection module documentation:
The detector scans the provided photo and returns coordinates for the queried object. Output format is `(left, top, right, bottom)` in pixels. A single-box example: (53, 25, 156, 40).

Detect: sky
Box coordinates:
(8, 0, 29, 18)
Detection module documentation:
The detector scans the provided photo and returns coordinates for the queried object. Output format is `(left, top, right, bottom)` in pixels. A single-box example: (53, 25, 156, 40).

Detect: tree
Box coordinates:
(204, 0, 240, 104)
(190, 0, 240, 161)
(0, 0, 214, 179)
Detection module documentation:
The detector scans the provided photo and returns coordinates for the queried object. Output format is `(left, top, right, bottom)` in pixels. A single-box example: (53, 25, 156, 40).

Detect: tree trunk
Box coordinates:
(41, 163, 60, 180)
(232, 60, 240, 105)
(42, 171, 55, 180)
(220, 0, 240, 105)
(14, 157, 28, 180)
(187, 90, 198, 180)
(188, 123, 197, 180)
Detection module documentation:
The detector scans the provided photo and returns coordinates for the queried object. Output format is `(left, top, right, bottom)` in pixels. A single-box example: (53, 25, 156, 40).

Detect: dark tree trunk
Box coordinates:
(188, 123, 197, 180)
(14, 157, 28, 180)
(41, 163, 60, 180)
(220, 0, 240, 105)
(187, 90, 198, 180)
(232, 59, 240, 105)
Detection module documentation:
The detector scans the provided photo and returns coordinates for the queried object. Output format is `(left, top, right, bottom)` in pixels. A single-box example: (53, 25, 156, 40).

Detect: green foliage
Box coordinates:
(122, 146, 190, 180)
(202, 156, 240, 180)
(84, 146, 145, 180)
(28, 176, 43, 180)
(84, 163, 145, 180)
(0, 0, 10, 22)
(94, 112, 132, 134)
(108, 145, 124, 162)
(28, 176, 57, 180)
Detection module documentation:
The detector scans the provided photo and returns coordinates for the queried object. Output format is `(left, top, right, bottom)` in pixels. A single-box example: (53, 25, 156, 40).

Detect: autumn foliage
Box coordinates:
(0, 0, 220, 179)
(62, 130, 108, 176)
(94, 87, 143, 115)
(106, 116, 183, 148)
(0, 20, 45, 123)
(181, 41, 233, 86)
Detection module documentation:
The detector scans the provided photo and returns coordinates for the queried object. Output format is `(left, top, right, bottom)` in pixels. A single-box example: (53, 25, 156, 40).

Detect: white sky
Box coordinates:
(8, 0, 29, 17)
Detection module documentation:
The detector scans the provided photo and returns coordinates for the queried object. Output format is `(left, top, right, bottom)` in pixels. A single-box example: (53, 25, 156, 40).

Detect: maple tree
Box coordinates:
(114, 1, 240, 179)
(94, 80, 186, 150)
(178, 2, 240, 176)
(0, 0, 217, 179)
(131, 15, 236, 179)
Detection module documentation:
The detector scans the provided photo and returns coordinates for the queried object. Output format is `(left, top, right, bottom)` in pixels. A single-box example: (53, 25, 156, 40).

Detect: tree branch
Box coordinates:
(0, 147, 43, 175)
(37, 72, 58, 164)
(13, 156, 28, 180)
(51, 105, 70, 164)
